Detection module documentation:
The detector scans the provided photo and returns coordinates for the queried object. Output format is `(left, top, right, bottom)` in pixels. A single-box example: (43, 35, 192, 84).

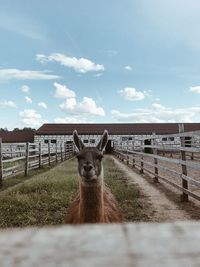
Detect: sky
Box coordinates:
(0, 0, 200, 130)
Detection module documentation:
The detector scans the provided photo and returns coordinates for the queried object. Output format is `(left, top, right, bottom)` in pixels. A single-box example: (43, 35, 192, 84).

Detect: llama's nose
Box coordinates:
(83, 163, 93, 172)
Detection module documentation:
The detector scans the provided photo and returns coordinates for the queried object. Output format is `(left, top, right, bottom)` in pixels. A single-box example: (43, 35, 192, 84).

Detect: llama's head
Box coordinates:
(73, 130, 108, 184)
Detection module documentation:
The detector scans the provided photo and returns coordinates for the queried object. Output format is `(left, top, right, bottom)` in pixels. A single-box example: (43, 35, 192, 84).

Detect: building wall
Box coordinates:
(34, 133, 200, 151)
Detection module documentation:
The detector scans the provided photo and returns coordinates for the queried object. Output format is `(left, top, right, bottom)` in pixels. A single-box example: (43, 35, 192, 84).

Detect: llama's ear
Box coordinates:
(73, 130, 85, 151)
(96, 130, 108, 151)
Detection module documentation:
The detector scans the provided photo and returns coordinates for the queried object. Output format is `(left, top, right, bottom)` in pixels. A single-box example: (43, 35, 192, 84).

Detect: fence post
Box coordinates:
(126, 141, 129, 165)
(60, 143, 63, 161)
(39, 143, 42, 168)
(152, 132, 159, 183)
(25, 142, 29, 176)
(132, 138, 135, 168)
(0, 138, 3, 187)
(132, 153, 135, 168)
(55, 143, 58, 163)
(64, 142, 67, 160)
(179, 123, 188, 202)
(140, 140, 144, 174)
(48, 140, 51, 166)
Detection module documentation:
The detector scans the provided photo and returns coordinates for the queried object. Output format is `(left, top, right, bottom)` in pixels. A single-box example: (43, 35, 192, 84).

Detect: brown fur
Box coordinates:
(65, 129, 123, 224)
(65, 183, 123, 224)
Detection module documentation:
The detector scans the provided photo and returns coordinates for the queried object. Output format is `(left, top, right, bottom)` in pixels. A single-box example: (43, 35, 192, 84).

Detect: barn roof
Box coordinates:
(0, 130, 35, 143)
(36, 123, 200, 135)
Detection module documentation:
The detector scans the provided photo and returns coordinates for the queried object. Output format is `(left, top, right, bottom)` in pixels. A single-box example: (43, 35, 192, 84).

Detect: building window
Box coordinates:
(51, 139, 57, 144)
(128, 137, 132, 140)
(44, 139, 49, 144)
(90, 139, 95, 144)
(66, 141, 73, 144)
(169, 137, 174, 141)
(122, 137, 128, 141)
(84, 139, 88, 143)
(162, 137, 167, 141)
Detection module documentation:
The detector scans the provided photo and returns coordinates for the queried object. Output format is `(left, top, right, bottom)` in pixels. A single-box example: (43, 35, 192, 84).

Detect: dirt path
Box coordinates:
(112, 156, 192, 222)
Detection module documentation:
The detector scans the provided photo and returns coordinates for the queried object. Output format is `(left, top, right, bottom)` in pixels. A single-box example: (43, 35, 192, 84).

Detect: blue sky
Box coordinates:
(0, 0, 200, 129)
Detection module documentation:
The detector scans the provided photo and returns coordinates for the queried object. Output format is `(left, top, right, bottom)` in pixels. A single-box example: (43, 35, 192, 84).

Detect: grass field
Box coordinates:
(0, 156, 149, 228)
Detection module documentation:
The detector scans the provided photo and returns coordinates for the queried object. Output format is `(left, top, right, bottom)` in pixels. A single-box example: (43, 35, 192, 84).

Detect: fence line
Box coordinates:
(0, 141, 74, 185)
(113, 124, 200, 202)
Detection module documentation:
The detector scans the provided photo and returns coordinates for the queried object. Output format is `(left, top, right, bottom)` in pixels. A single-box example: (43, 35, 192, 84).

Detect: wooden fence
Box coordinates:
(0, 139, 74, 186)
(113, 124, 200, 202)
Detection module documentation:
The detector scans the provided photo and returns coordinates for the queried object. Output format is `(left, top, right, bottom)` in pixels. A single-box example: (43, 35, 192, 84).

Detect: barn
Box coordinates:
(0, 130, 35, 157)
(35, 123, 200, 153)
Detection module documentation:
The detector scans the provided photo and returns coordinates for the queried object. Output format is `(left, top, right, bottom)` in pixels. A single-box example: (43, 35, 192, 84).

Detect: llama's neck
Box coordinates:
(79, 178, 104, 223)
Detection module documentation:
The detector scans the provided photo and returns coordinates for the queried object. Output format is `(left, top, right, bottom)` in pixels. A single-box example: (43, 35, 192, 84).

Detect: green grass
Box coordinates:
(0, 161, 60, 192)
(0, 156, 149, 228)
(104, 157, 149, 222)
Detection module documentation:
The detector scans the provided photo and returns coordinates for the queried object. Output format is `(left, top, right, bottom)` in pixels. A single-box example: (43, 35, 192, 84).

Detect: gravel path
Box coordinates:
(112, 156, 191, 222)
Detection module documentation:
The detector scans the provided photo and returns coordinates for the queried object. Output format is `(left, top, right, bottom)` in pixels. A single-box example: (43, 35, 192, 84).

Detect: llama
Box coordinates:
(65, 130, 123, 224)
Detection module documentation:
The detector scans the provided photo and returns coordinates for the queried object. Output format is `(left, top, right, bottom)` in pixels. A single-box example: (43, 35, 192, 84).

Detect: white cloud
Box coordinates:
(53, 82, 76, 99)
(38, 102, 48, 109)
(112, 103, 200, 123)
(0, 69, 60, 81)
(0, 100, 16, 108)
(54, 116, 87, 123)
(19, 109, 47, 127)
(190, 86, 200, 94)
(25, 96, 32, 104)
(152, 103, 166, 110)
(94, 73, 103, 77)
(119, 87, 145, 101)
(21, 85, 30, 93)
(60, 96, 105, 116)
(36, 53, 105, 73)
(124, 65, 133, 71)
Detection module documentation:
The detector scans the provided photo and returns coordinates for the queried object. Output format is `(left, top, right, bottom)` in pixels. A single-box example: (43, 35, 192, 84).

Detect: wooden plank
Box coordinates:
(142, 144, 200, 154)
(28, 154, 39, 159)
(2, 222, 200, 267)
(3, 156, 26, 163)
(2, 150, 26, 154)
(158, 174, 200, 201)
(3, 164, 24, 173)
(127, 149, 200, 170)
(181, 174, 200, 187)
(3, 169, 24, 179)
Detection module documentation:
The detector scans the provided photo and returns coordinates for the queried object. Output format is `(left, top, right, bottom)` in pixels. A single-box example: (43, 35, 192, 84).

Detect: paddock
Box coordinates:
(0, 123, 200, 266)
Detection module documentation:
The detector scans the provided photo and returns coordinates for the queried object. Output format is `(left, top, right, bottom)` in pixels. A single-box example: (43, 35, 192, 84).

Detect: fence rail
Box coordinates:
(113, 125, 200, 202)
(0, 139, 74, 186)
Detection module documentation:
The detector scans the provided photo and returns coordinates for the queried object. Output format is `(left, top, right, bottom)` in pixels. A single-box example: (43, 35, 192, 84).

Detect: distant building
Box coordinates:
(0, 130, 35, 143)
(35, 123, 200, 153)
(0, 130, 35, 157)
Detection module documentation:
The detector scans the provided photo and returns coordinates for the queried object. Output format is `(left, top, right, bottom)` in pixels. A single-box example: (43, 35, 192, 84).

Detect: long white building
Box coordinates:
(34, 123, 200, 153)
